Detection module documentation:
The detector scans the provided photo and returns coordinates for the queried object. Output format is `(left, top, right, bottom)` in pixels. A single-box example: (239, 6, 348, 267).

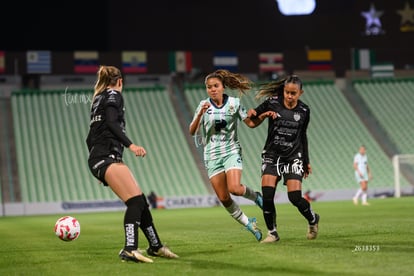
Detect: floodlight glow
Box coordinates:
(276, 0, 316, 16)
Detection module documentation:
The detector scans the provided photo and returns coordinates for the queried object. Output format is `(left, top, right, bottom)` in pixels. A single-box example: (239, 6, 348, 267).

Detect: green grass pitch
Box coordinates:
(0, 197, 413, 276)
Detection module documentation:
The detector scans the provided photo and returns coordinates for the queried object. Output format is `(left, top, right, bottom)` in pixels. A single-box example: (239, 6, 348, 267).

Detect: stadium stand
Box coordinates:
(299, 81, 410, 191)
(11, 87, 209, 204)
(353, 79, 414, 155)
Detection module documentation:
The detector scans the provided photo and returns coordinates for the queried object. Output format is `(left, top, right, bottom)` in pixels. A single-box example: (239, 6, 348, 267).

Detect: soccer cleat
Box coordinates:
(147, 245, 179, 258)
(307, 213, 320, 240)
(119, 249, 153, 263)
(246, 217, 262, 241)
(362, 202, 370, 206)
(352, 197, 358, 205)
(255, 192, 263, 210)
(260, 231, 280, 243)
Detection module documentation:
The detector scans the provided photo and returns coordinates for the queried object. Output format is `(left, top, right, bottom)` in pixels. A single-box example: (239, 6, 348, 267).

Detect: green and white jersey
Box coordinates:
(192, 94, 248, 161)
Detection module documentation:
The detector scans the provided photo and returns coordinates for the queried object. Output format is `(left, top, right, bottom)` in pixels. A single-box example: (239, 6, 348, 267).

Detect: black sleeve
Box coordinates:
(302, 109, 310, 171)
(254, 100, 269, 116)
(105, 106, 133, 148)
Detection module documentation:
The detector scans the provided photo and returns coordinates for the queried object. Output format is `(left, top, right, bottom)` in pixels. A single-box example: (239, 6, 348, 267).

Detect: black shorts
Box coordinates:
(261, 153, 304, 185)
(88, 154, 123, 186)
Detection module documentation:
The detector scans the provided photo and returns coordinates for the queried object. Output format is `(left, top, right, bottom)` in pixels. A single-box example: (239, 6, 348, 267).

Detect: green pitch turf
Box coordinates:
(0, 197, 413, 276)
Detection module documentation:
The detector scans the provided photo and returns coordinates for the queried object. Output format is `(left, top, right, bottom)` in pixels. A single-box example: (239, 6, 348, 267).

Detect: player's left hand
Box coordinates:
(304, 164, 312, 178)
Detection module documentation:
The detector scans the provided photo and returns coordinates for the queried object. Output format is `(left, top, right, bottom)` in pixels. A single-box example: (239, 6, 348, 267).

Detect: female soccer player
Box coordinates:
(352, 145, 372, 205)
(247, 75, 320, 243)
(86, 65, 178, 263)
(189, 69, 264, 241)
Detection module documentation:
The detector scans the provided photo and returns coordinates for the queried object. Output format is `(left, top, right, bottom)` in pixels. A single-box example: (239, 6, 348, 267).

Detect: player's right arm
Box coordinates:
(244, 109, 277, 128)
(189, 101, 210, 135)
(353, 156, 362, 177)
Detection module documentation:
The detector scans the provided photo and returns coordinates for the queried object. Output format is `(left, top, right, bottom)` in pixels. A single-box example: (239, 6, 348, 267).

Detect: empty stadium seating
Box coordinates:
(353, 79, 414, 155)
(11, 87, 209, 203)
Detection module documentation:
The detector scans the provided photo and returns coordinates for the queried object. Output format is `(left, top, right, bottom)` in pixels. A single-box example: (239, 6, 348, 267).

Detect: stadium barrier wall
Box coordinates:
(3, 187, 411, 216)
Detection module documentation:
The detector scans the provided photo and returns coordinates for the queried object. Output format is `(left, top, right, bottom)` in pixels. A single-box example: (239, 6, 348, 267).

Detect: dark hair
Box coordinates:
(204, 69, 253, 95)
(255, 74, 303, 100)
(285, 74, 303, 90)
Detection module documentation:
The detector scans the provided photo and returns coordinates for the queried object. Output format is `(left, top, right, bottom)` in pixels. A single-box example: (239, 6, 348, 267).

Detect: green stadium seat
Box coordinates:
(11, 87, 209, 203)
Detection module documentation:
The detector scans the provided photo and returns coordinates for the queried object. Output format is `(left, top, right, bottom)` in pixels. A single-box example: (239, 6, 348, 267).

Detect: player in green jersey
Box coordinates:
(189, 69, 266, 241)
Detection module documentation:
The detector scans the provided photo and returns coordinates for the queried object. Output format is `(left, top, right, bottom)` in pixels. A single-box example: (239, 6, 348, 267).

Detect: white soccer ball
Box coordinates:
(54, 216, 81, 241)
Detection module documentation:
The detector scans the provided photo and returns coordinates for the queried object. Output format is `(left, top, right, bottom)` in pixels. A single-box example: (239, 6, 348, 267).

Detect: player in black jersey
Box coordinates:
(86, 65, 178, 263)
(247, 75, 320, 243)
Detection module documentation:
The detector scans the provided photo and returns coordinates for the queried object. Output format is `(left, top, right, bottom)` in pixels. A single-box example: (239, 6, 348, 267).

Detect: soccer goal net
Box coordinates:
(392, 154, 414, 198)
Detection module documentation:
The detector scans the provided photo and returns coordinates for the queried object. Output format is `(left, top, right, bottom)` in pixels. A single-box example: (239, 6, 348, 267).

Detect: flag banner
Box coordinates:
(122, 51, 147, 73)
(354, 49, 375, 70)
(0, 51, 4, 74)
(168, 51, 192, 73)
(371, 63, 394, 78)
(74, 51, 99, 74)
(307, 49, 332, 70)
(213, 51, 238, 71)
(259, 52, 284, 72)
(27, 51, 51, 74)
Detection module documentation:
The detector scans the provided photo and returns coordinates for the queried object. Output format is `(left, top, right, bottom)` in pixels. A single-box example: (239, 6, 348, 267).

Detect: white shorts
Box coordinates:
(355, 171, 368, 183)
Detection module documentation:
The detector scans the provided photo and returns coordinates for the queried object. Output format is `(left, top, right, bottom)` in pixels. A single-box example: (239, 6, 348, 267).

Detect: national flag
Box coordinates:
(0, 51, 4, 74)
(258, 52, 284, 72)
(213, 51, 238, 71)
(74, 51, 99, 74)
(27, 51, 51, 74)
(353, 48, 376, 70)
(122, 51, 147, 73)
(371, 63, 394, 78)
(168, 51, 192, 73)
(307, 49, 332, 70)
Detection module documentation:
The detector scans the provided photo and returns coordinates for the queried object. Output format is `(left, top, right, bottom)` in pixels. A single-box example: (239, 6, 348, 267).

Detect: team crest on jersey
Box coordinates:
(229, 105, 235, 114)
(294, 112, 301, 121)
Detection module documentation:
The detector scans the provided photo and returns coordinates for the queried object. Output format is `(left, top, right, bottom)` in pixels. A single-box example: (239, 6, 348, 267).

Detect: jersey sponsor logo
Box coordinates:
(273, 140, 293, 147)
(279, 120, 299, 127)
(207, 109, 228, 116)
(214, 119, 227, 131)
(277, 127, 298, 136)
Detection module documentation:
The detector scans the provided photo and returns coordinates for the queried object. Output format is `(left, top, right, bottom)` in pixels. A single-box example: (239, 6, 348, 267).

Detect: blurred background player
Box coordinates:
(352, 145, 372, 206)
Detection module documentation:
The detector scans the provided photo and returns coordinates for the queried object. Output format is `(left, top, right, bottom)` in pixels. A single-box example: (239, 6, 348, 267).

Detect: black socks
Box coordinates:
(262, 186, 277, 230)
(124, 195, 145, 251)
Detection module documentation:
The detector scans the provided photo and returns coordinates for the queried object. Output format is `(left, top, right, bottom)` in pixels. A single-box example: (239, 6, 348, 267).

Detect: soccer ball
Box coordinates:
(54, 216, 81, 241)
